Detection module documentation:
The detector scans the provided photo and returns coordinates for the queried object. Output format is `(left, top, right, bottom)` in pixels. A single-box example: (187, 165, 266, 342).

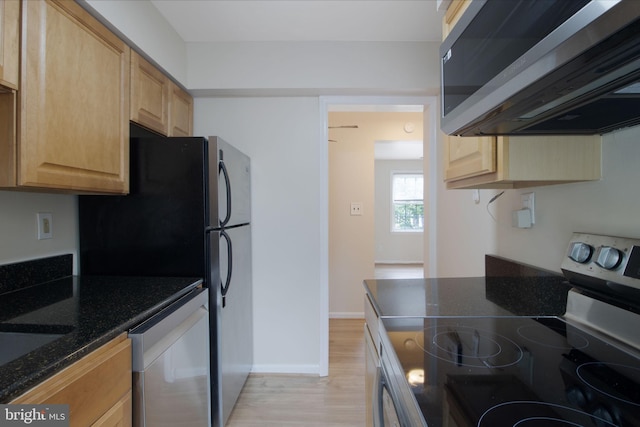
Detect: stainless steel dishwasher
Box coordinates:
(129, 287, 210, 427)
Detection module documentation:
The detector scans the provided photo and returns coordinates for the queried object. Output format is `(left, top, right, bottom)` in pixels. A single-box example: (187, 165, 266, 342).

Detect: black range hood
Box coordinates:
(440, 0, 640, 136)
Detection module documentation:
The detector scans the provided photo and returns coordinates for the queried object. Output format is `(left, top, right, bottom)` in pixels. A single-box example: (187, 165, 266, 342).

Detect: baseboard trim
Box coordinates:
(375, 261, 424, 265)
(251, 364, 320, 375)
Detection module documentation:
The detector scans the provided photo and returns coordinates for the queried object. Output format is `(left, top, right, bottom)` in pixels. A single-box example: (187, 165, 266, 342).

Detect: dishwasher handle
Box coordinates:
(129, 288, 209, 372)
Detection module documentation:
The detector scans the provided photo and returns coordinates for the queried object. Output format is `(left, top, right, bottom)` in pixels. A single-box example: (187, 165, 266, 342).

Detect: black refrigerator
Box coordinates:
(79, 125, 253, 427)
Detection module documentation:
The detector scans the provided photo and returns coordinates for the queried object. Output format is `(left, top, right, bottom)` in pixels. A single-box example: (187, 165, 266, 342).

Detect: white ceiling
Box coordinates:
(149, 0, 444, 43)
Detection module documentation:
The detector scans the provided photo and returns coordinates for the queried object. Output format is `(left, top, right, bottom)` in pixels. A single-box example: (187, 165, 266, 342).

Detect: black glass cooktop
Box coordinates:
(382, 316, 640, 427)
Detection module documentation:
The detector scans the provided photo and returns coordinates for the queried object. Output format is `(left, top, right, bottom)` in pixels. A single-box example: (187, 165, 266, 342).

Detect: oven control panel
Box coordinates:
(561, 233, 640, 291)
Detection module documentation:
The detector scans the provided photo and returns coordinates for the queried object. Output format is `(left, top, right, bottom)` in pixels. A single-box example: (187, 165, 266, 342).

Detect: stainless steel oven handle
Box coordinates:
(373, 365, 383, 427)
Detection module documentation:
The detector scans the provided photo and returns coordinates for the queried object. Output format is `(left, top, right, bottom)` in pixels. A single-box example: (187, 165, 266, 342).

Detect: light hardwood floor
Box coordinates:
(226, 319, 366, 426)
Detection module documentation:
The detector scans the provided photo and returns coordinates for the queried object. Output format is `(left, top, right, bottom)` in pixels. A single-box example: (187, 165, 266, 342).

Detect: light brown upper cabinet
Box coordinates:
(442, 0, 471, 40)
(0, 0, 130, 194)
(0, 0, 19, 90)
(130, 50, 169, 135)
(0, 0, 20, 186)
(445, 134, 496, 183)
(168, 80, 194, 137)
(445, 135, 602, 189)
(130, 50, 193, 137)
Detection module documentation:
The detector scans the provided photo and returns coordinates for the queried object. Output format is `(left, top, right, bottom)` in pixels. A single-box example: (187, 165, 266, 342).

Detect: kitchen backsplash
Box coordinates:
(0, 254, 72, 295)
(485, 254, 570, 316)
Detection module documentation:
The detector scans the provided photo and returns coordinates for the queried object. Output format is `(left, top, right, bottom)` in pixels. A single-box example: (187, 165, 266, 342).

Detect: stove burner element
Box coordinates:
(477, 401, 619, 426)
(416, 325, 523, 368)
(577, 362, 640, 407)
(517, 323, 589, 350)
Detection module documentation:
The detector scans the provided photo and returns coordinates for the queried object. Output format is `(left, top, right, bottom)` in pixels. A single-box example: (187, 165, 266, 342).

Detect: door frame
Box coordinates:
(318, 95, 439, 376)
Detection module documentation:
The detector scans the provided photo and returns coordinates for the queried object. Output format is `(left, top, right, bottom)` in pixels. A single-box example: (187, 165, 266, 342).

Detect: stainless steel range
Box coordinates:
(373, 233, 640, 426)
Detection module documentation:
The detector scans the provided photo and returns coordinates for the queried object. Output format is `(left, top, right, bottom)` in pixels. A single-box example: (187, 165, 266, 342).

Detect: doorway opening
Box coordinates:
(319, 96, 438, 376)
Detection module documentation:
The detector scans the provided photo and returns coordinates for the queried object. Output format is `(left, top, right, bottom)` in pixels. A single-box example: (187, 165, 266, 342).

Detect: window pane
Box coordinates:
(392, 173, 424, 232)
(393, 202, 424, 231)
(393, 174, 423, 201)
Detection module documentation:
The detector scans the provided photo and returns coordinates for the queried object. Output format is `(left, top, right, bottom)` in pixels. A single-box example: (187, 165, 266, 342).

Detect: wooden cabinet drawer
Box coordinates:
(12, 335, 132, 427)
(91, 391, 132, 427)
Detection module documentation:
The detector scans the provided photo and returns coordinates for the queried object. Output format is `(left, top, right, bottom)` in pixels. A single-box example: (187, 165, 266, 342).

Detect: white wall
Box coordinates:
(374, 159, 424, 264)
(82, 0, 188, 85)
(328, 111, 425, 318)
(0, 191, 78, 269)
(493, 125, 640, 273)
(432, 121, 499, 277)
(328, 117, 375, 319)
(193, 97, 323, 373)
(187, 41, 440, 96)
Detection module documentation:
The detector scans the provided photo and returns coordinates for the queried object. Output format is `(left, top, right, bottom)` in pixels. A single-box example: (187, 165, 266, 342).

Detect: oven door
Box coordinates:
(377, 325, 428, 427)
(374, 363, 402, 427)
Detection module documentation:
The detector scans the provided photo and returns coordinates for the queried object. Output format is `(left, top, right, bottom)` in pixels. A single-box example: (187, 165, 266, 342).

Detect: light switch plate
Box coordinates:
(37, 212, 53, 240)
(521, 192, 535, 224)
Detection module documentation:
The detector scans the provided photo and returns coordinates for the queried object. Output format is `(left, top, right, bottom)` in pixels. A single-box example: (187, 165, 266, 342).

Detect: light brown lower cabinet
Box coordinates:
(11, 334, 132, 427)
(91, 392, 132, 427)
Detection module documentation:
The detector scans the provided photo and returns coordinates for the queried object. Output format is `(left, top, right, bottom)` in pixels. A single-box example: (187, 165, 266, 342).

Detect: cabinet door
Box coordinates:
(12, 335, 132, 427)
(444, 135, 496, 182)
(130, 50, 169, 135)
(91, 391, 132, 427)
(442, 0, 472, 39)
(168, 81, 193, 137)
(19, 0, 129, 193)
(0, 0, 19, 89)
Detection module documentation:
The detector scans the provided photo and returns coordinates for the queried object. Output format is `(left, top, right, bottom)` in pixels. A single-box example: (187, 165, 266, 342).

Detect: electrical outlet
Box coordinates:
(472, 189, 480, 204)
(350, 202, 363, 216)
(37, 212, 53, 240)
(521, 193, 535, 224)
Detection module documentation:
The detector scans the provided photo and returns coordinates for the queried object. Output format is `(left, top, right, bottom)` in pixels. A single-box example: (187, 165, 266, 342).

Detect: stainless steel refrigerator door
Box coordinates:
(211, 225, 253, 427)
(208, 136, 251, 229)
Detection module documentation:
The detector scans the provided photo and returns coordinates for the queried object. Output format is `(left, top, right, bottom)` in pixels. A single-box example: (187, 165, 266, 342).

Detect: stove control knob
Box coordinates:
(568, 242, 593, 263)
(595, 246, 623, 270)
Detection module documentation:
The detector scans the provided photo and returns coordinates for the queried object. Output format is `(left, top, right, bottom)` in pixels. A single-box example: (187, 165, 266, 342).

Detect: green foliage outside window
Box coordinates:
(394, 202, 424, 231)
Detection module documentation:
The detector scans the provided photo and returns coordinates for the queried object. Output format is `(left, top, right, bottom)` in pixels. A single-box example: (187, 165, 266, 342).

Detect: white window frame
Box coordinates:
(390, 171, 424, 233)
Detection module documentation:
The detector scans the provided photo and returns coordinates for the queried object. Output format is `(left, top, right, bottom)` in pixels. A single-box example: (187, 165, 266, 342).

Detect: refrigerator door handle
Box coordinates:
(219, 159, 232, 227)
(220, 229, 233, 308)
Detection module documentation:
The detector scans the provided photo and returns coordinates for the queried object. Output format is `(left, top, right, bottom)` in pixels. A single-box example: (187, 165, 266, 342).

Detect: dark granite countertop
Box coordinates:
(364, 255, 572, 318)
(0, 256, 202, 403)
